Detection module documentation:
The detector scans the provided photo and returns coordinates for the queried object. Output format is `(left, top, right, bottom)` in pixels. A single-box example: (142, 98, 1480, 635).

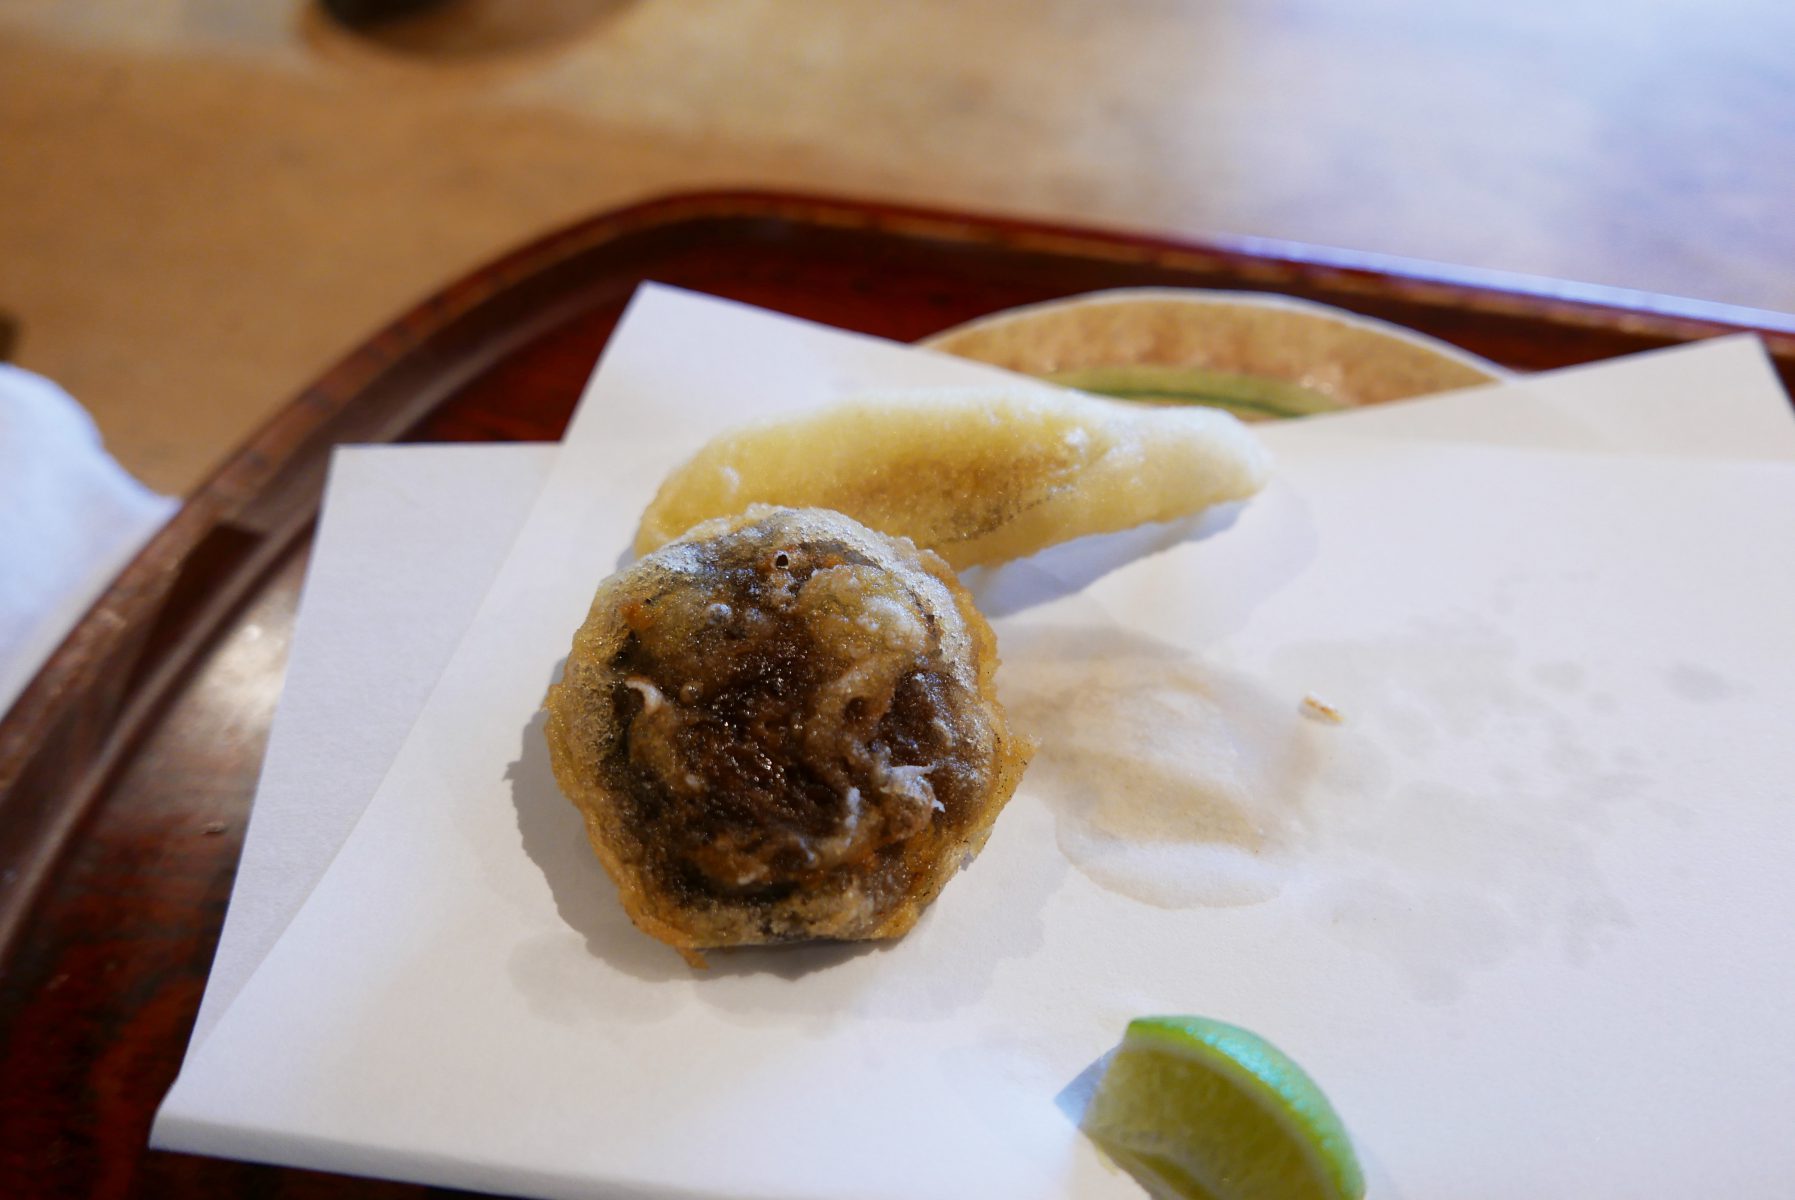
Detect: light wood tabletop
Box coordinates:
(3, 0, 1792, 495)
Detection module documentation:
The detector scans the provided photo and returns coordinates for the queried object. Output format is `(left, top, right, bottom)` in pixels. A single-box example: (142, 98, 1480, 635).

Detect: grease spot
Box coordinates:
(1532, 661, 1584, 692)
(1665, 662, 1741, 703)
(1001, 625, 1317, 908)
(1311, 876, 1517, 1005)
(1272, 613, 1644, 998)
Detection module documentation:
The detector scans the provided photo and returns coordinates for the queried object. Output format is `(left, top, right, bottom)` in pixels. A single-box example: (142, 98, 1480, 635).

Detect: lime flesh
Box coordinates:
(1080, 1016, 1365, 1200)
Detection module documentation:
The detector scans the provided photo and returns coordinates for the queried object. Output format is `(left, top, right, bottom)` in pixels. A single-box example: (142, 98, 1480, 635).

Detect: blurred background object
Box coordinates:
(316, 0, 617, 58)
(318, 0, 448, 27)
(1, 0, 1791, 496)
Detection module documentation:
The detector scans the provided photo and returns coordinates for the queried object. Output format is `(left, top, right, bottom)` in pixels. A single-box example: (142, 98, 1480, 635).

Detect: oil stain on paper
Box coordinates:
(998, 624, 1319, 909)
(1278, 613, 1659, 1003)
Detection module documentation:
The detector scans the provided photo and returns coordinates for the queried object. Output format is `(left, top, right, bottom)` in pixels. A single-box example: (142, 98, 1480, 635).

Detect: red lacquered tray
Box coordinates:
(3, 191, 1792, 1199)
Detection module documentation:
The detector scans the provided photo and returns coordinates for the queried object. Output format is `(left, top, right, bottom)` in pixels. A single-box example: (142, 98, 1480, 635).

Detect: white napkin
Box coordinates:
(155, 289, 1795, 1200)
(0, 365, 176, 720)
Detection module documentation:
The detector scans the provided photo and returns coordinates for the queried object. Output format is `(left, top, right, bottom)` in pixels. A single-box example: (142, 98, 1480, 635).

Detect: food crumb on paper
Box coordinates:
(1300, 693, 1345, 725)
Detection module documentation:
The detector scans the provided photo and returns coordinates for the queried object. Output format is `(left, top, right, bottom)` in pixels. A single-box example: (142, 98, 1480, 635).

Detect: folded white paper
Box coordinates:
(189, 323, 1792, 1042)
(189, 444, 556, 1048)
(1283, 333, 1795, 458)
(157, 289, 1795, 1200)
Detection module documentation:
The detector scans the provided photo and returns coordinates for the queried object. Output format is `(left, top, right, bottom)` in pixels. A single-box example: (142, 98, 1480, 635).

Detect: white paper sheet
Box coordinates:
(189, 444, 555, 1047)
(182, 321, 1792, 1039)
(1279, 333, 1795, 458)
(156, 289, 1795, 1199)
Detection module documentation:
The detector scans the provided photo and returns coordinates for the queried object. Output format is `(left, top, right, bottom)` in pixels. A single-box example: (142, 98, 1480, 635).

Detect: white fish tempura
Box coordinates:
(633, 387, 1271, 569)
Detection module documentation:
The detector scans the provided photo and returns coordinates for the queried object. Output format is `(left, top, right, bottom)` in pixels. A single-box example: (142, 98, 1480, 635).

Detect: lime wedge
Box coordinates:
(1080, 1016, 1365, 1200)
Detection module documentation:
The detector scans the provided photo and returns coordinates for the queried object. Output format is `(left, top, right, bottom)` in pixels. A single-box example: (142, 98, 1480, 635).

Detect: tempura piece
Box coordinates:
(633, 386, 1270, 569)
(544, 507, 1032, 966)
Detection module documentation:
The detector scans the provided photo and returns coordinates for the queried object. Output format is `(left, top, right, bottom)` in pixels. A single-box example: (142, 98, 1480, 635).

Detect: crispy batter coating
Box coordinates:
(544, 507, 1032, 965)
(632, 386, 1271, 569)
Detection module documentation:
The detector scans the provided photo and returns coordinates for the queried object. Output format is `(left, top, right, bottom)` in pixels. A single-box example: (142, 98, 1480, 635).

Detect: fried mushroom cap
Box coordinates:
(543, 506, 1031, 965)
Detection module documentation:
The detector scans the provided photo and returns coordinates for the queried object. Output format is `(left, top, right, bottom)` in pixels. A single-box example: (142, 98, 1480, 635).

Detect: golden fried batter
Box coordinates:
(544, 507, 1032, 965)
(633, 386, 1270, 569)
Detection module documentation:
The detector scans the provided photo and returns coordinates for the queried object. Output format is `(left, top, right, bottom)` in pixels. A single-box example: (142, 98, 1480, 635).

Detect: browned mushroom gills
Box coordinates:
(544, 506, 1031, 965)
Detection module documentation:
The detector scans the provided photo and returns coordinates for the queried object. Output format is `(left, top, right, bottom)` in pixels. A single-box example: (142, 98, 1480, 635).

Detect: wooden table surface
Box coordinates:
(3, 0, 1794, 496)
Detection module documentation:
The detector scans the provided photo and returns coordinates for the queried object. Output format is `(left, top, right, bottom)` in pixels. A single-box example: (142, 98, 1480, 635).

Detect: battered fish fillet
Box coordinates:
(543, 507, 1032, 966)
(633, 386, 1270, 569)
